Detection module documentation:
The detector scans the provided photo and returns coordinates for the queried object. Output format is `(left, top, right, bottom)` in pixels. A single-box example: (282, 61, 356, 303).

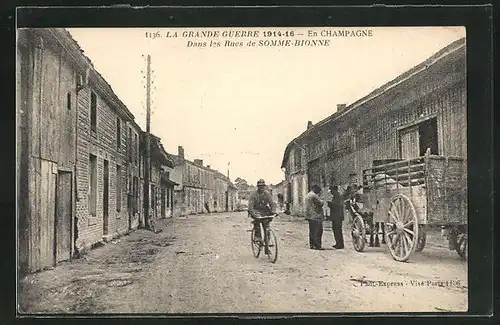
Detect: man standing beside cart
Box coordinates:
(327, 185, 345, 249)
(305, 185, 325, 250)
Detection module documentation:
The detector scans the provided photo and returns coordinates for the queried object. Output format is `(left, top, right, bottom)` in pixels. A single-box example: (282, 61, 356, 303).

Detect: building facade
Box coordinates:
(126, 120, 143, 230)
(282, 38, 467, 216)
(17, 28, 80, 273)
(73, 42, 137, 251)
(269, 180, 286, 212)
(17, 28, 178, 274)
(170, 146, 238, 216)
(281, 141, 308, 216)
(145, 134, 177, 224)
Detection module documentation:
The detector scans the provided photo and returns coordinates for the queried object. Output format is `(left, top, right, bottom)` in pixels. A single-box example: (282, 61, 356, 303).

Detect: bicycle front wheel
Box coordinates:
(251, 230, 261, 258)
(266, 228, 278, 263)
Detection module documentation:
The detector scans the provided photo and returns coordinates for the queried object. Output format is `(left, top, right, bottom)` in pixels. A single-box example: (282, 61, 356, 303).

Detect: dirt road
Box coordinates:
(19, 211, 467, 314)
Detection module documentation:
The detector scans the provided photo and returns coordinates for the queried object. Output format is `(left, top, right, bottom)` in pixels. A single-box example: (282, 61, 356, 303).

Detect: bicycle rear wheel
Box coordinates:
(266, 228, 278, 263)
(251, 230, 261, 258)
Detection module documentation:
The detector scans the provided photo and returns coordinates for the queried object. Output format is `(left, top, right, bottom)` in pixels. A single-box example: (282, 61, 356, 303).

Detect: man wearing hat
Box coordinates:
(327, 185, 345, 249)
(248, 179, 277, 254)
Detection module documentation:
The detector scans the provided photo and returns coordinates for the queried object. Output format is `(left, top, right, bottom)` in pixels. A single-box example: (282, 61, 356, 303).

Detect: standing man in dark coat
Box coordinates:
(305, 185, 325, 250)
(327, 185, 345, 249)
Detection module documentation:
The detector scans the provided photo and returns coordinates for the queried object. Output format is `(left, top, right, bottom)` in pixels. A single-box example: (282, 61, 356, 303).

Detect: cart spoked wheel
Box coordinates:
(385, 194, 419, 262)
(351, 214, 366, 252)
(454, 233, 467, 261)
(415, 225, 427, 252)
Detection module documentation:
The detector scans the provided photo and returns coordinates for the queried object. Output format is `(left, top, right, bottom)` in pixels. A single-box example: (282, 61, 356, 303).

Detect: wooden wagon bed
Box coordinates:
(362, 155, 467, 226)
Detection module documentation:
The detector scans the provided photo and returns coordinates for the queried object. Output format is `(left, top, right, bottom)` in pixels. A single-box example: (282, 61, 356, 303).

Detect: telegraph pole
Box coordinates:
(143, 55, 151, 228)
(226, 161, 230, 212)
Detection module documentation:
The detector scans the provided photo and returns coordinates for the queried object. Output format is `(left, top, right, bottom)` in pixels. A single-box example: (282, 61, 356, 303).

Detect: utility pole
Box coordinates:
(143, 54, 151, 228)
(226, 161, 230, 212)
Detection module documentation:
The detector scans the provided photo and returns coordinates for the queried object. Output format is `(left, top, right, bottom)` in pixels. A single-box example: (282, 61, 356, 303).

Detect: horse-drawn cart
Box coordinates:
(348, 155, 467, 262)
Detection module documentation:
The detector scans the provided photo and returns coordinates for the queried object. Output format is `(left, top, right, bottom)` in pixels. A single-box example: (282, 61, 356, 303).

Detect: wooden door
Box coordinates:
(39, 160, 57, 269)
(399, 125, 420, 159)
(55, 171, 72, 262)
(151, 185, 156, 218)
(103, 160, 109, 235)
(160, 187, 165, 217)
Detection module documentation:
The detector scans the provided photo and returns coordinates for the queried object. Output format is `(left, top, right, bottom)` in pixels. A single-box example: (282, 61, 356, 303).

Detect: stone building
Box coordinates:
(169, 146, 238, 216)
(126, 119, 143, 230)
(72, 44, 136, 251)
(282, 38, 466, 216)
(17, 28, 80, 273)
(269, 180, 286, 211)
(17, 28, 141, 272)
(144, 134, 177, 224)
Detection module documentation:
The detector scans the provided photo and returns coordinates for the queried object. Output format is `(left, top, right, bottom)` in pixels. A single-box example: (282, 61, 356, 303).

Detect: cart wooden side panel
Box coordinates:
(363, 185, 427, 224)
(362, 157, 429, 224)
(425, 156, 467, 225)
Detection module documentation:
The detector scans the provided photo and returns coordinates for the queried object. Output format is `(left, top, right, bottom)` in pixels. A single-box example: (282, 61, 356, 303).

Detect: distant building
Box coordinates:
(169, 146, 238, 217)
(269, 180, 286, 211)
(143, 134, 177, 225)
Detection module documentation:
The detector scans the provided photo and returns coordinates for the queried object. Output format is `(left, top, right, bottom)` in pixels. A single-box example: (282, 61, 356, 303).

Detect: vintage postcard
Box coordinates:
(17, 25, 469, 314)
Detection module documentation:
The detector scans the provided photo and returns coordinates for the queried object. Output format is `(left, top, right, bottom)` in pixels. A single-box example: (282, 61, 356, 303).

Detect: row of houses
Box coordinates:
(169, 146, 238, 216)
(281, 38, 467, 216)
(16, 28, 237, 274)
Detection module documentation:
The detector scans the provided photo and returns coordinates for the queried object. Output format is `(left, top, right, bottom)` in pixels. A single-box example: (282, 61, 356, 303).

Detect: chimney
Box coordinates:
(337, 104, 347, 112)
(178, 146, 184, 159)
(207, 165, 211, 169)
(307, 121, 313, 130)
(194, 159, 203, 166)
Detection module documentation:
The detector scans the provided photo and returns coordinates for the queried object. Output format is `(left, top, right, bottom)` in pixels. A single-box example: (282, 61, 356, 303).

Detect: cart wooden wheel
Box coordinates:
(415, 225, 426, 252)
(454, 233, 467, 261)
(351, 214, 366, 252)
(385, 194, 419, 262)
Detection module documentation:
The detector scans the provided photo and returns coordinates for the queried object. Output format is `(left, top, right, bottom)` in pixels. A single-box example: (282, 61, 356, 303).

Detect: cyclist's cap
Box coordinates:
(257, 179, 266, 186)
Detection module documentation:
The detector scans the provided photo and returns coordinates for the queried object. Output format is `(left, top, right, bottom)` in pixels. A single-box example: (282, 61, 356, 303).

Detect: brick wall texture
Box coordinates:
(75, 86, 129, 251)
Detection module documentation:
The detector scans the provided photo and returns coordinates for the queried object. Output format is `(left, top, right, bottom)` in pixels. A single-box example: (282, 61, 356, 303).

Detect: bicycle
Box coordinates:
(249, 214, 278, 263)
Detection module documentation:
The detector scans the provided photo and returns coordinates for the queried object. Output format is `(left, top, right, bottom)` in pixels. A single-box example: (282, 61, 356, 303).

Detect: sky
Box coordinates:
(67, 26, 465, 185)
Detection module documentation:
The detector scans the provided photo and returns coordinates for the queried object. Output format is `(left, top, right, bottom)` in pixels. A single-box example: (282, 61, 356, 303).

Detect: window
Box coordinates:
(128, 126, 133, 162)
(399, 117, 439, 159)
(67, 92, 71, 110)
(89, 154, 97, 216)
(116, 165, 122, 212)
(418, 118, 438, 156)
(90, 91, 97, 132)
(151, 185, 156, 218)
(133, 176, 139, 214)
(294, 147, 302, 170)
(116, 118, 121, 150)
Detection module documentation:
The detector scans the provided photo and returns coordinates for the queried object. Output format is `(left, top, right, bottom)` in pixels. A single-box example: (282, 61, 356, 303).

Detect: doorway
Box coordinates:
(103, 159, 109, 235)
(399, 117, 439, 159)
(151, 185, 156, 219)
(161, 187, 166, 218)
(55, 171, 72, 262)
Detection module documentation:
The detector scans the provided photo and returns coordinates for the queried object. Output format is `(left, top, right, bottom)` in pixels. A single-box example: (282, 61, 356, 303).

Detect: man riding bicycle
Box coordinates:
(248, 179, 277, 254)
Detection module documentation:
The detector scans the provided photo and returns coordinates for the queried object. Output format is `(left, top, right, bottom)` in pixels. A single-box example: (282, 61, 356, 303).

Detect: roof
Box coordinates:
(281, 37, 466, 168)
(143, 133, 174, 168)
(161, 177, 179, 186)
(280, 137, 306, 168)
